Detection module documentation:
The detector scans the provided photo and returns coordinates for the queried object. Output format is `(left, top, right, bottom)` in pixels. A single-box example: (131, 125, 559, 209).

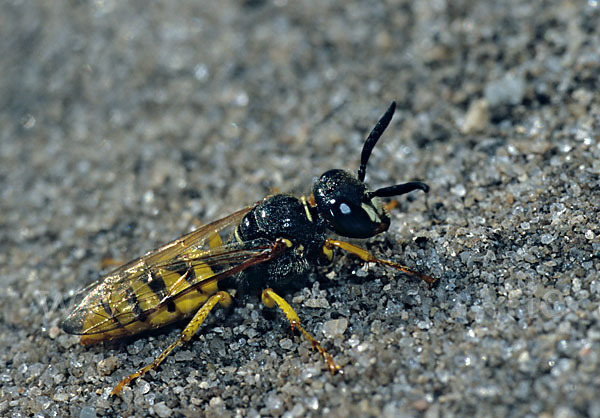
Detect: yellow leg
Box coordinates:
(383, 200, 399, 212)
(324, 239, 437, 285)
(261, 288, 340, 375)
(110, 290, 233, 397)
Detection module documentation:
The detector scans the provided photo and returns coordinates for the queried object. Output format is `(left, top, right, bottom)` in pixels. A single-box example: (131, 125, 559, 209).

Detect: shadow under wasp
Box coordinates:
(62, 101, 435, 396)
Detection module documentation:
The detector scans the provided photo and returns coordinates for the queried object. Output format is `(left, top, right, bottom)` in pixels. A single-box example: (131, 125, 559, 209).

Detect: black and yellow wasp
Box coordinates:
(62, 102, 435, 396)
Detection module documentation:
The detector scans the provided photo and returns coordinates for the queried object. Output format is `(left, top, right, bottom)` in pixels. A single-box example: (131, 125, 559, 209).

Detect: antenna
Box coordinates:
(366, 181, 429, 199)
(357, 101, 396, 182)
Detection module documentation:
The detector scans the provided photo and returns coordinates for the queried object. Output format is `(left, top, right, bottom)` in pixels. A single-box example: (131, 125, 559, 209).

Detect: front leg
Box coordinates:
(323, 239, 437, 285)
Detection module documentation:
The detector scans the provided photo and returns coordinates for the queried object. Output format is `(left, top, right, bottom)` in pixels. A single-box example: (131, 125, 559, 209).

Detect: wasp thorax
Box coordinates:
(312, 169, 390, 239)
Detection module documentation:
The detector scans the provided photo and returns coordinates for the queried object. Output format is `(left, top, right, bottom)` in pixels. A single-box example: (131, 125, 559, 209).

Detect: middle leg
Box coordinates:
(261, 288, 340, 375)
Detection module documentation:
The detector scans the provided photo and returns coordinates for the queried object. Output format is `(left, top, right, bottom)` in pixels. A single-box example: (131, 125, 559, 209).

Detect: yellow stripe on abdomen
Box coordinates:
(79, 261, 220, 343)
(138, 261, 219, 327)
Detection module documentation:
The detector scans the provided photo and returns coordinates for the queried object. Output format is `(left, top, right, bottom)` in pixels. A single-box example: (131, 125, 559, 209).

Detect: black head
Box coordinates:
(312, 102, 428, 238)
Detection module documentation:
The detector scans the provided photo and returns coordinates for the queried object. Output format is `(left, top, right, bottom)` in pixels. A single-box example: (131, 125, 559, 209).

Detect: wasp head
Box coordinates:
(312, 102, 428, 239)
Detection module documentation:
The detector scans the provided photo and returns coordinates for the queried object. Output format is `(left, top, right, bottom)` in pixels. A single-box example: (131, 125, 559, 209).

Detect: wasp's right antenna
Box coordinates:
(366, 181, 429, 199)
(357, 101, 396, 182)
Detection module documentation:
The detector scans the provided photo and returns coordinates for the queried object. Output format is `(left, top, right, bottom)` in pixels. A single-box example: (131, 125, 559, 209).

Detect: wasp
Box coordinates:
(62, 102, 435, 396)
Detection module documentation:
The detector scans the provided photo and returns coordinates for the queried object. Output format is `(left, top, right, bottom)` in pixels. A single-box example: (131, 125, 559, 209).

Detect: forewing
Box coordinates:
(62, 206, 264, 335)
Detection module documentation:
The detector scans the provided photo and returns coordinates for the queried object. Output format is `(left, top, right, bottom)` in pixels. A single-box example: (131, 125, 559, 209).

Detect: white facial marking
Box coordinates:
(371, 196, 384, 213)
(361, 202, 381, 223)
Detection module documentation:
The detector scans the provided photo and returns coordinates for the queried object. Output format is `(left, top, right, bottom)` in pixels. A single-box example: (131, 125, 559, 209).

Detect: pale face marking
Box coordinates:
(361, 202, 382, 224)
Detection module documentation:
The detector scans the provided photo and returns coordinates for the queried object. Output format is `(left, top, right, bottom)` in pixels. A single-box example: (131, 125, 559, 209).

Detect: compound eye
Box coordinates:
(328, 199, 381, 238)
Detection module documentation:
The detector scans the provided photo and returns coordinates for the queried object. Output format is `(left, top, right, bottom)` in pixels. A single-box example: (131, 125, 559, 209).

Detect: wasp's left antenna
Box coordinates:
(357, 101, 396, 182)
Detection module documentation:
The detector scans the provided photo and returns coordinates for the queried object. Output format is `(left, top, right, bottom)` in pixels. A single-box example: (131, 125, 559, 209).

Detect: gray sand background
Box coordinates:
(1, 1, 599, 416)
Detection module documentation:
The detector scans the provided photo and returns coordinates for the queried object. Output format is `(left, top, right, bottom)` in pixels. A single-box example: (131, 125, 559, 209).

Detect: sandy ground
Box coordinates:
(1, 1, 599, 417)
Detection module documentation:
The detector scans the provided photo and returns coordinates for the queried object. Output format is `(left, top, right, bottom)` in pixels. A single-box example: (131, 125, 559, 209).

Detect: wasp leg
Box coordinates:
(383, 200, 399, 212)
(110, 290, 233, 397)
(324, 239, 437, 285)
(261, 288, 341, 375)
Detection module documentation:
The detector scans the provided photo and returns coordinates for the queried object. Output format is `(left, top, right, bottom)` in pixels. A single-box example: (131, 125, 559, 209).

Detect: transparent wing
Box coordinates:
(62, 206, 283, 335)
